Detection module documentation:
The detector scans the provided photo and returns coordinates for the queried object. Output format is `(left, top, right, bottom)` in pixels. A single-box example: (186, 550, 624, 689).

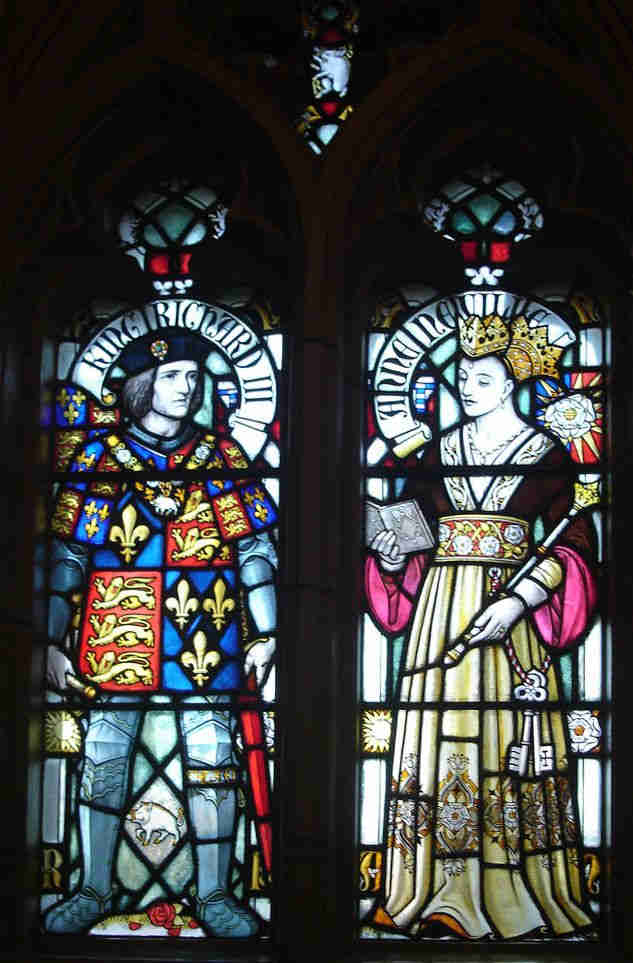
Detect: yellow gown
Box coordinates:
(379, 426, 594, 939)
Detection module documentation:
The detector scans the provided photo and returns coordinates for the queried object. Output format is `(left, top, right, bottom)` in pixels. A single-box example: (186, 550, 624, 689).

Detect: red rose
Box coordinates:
(128, 921, 141, 930)
(188, 919, 199, 929)
(167, 926, 182, 937)
(148, 902, 176, 929)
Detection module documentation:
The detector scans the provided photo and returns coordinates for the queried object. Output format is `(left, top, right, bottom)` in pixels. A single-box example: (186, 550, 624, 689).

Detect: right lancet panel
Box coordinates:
(358, 269, 612, 943)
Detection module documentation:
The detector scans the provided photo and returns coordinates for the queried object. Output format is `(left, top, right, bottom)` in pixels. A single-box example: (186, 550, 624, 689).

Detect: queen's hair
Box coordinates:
(499, 354, 517, 386)
(121, 366, 204, 420)
(460, 352, 516, 386)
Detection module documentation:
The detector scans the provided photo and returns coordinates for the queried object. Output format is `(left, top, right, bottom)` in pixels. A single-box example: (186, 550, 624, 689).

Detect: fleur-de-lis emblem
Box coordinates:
(57, 388, 86, 426)
(181, 630, 221, 687)
(253, 502, 268, 522)
(165, 578, 199, 629)
(84, 500, 109, 521)
(243, 487, 266, 506)
(84, 516, 101, 539)
(110, 503, 150, 563)
(203, 578, 236, 630)
(76, 450, 96, 470)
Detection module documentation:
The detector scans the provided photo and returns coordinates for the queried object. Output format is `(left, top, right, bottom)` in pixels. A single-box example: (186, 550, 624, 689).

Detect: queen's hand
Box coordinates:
(370, 530, 406, 572)
(464, 596, 525, 644)
(444, 595, 526, 668)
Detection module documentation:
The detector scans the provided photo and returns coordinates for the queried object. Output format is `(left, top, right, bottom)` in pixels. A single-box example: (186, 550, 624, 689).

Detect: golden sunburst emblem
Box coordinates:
(361, 709, 392, 753)
(44, 711, 82, 753)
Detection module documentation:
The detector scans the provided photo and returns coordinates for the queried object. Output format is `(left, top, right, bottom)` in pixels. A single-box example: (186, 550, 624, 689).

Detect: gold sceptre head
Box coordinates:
(572, 480, 601, 515)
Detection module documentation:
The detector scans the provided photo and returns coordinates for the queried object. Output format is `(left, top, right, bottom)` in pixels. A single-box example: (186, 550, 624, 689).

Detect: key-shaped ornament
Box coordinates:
(507, 669, 553, 777)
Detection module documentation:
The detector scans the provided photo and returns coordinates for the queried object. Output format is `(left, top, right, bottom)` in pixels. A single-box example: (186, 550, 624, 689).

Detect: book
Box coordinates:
(365, 498, 435, 553)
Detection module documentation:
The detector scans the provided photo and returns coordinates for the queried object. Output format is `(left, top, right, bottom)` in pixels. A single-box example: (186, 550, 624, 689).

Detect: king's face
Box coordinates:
(151, 360, 199, 419)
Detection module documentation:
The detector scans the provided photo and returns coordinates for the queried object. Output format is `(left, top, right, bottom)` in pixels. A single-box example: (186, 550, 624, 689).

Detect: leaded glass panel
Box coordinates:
(37, 188, 285, 940)
(358, 285, 611, 942)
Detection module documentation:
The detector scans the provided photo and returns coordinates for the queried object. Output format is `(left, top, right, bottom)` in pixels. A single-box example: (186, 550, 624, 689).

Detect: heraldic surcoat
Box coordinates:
(51, 423, 277, 695)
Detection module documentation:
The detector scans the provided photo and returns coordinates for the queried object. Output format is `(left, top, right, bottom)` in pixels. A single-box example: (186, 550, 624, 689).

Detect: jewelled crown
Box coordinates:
(459, 314, 510, 358)
(458, 314, 563, 381)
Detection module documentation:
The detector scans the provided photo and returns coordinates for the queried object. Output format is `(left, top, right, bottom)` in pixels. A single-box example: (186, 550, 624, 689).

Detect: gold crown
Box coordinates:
(458, 314, 510, 359)
(504, 316, 563, 382)
(458, 314, 563, 382)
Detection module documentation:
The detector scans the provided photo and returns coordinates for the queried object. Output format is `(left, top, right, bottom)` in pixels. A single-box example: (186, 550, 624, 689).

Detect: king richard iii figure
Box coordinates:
(43, 179, 279, 937)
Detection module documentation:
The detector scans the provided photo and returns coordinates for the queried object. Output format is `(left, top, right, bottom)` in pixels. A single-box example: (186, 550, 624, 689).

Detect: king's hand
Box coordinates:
(46, 645, 77, 691)
(244, 636, 276, 688)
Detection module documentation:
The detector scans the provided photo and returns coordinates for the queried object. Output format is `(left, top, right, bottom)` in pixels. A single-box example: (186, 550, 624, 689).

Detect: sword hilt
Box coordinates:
(65, 673, 98, 700)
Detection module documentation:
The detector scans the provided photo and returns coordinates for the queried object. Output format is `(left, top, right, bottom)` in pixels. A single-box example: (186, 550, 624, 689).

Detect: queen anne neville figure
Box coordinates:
(366, 311, 598, 939)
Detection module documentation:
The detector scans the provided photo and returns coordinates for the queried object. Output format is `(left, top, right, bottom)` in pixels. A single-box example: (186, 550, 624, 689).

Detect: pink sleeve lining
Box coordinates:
(365, 545, 596, 646)
(532, 545, 597, 650)
(365, 554, 426, 633)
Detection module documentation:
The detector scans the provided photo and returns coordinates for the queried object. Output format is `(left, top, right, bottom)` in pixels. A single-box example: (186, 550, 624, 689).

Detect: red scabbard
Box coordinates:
(238, 671, 273, 873)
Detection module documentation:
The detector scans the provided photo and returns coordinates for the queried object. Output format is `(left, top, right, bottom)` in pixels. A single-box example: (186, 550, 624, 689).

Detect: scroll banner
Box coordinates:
(372, 290, 575, 457)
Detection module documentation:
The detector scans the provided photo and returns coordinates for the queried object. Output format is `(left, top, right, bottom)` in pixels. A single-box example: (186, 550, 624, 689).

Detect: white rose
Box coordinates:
(438, 524, 450, 545)
(567, 709, 602, 753)
(479, 534, 501, 556)
(438, 802, 470, 832)
(452, 534, 473, 556)
(115, 447, 132, 464)
(195, 444, 211, 461)
(152, 495, 180, 517)
(504, 523, 525, 545)
(443, 857, 465, 878)
(544, 394, 596, 442)
(503, 800, 519, 831)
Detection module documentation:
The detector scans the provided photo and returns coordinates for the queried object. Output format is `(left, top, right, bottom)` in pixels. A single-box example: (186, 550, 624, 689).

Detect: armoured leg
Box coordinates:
(45, 704, 140, 933)
(238, 535, 277, 635)
(181, 701, 258, 937)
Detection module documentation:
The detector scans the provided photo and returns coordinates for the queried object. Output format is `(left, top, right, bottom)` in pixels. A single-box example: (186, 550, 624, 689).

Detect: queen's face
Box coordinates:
(458, 355, 513, 418)
(152, 360, 199, 419)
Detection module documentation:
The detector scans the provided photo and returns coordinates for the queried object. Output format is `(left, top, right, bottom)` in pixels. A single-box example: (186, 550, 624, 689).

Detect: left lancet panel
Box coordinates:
(36, 298, 283, 939)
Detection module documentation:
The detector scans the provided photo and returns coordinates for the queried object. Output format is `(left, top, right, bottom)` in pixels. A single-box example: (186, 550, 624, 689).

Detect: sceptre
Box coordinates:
(443, 478, 601, 666)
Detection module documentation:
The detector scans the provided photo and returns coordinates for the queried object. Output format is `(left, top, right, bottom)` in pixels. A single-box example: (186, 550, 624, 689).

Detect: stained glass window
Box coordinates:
(358, 172, 611, 943)
(296, 2, 359, 154)
(36, 177, 285, 941)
